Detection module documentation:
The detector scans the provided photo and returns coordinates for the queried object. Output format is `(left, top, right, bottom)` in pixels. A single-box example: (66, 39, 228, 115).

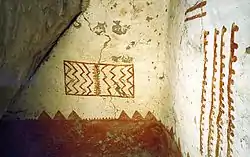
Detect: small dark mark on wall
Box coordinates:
(159, 75, 164, 80)
(73, 20, 82, 28)
(165, 9, 168, 12)
(93, 22, 107, 35)
(146, 16, 153, 22)
(126, 41, 136, 50)
(120, 8, 128, 16)
(110, 3, 117, 10)
(111, 55, 133, 63)
(112, 21, 130, 35)
(245, 46, 250, 54)
(146, 2, 152, 6)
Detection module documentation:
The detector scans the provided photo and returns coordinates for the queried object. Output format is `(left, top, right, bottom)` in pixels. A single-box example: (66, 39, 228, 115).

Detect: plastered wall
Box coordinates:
(0, 0, 82, 118)
(175, 0, 250, 156)
(6, 0, 179, 129)
(3, 0, 250, 156)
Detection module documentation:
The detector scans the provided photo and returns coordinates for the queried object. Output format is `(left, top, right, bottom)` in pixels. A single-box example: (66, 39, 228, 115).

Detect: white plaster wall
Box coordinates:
(7, 0, 179, 128)
(175, 0, 250, 156)
(5, 0, 250, 156)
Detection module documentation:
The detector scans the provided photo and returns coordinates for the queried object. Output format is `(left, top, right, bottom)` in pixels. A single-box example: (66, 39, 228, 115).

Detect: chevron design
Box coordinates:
(0, 110, 181, 157)
(64, 60, 135, 98)
(99, 63, 134, 98)
(64, 60, 95, 96)
(101, 65, 112, 95)
(127, 66, 134, 96)
(37, 110, 157, 122)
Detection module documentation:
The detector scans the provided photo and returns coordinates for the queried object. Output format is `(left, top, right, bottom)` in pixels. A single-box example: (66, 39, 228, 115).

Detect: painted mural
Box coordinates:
(184, 1, 207, 22)
(199, 23, 239, 157)
(64, 60, 134, 98)
(0, 110, 182, 157)
(2, 0, 249, 156)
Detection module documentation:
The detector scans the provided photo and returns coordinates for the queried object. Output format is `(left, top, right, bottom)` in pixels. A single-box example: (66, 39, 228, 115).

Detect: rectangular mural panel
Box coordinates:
(63, 60, 135, 98)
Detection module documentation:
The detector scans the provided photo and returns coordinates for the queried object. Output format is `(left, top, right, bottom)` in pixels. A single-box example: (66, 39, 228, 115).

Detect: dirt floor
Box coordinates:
(0, 111, 181, 157)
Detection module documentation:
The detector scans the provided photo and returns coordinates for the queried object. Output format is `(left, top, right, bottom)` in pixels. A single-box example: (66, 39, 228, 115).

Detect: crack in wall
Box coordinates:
(109, 97, 119, 117)
(83, 14, 94, 32)
(82, 14, 112, 63)
(98, 34, 111, 63)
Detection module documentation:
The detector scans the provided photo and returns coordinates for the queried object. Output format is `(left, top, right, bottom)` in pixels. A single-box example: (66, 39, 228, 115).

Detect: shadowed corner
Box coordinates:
(0, 110, 182, 157)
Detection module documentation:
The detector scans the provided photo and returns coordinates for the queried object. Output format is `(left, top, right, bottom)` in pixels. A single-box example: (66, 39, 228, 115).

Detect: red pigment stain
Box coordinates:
(0, 111, 181, 157)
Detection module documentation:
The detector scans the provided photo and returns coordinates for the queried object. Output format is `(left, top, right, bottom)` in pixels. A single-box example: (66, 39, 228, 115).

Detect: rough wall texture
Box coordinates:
(0, 0, 83, 118)
(2, 0, 250, 156)
(5, 0, 177, 130)
(175, 0, 250, 157)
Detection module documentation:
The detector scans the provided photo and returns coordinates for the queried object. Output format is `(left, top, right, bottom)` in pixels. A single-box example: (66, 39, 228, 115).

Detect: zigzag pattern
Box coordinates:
(64, 61, 95, 96)
(127, 66, 134, 96)
(99, 64, 134, 98)
(65, 62, 78, 94)
(78, 63, 87, 94)
(101, 65, 111, 95)
(64, 61, 134, 98)
(110, 65, 117, 94)
(37, 110, 158, 121)
(119, 67, 126, 95)
(83, 63, 94, 95)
